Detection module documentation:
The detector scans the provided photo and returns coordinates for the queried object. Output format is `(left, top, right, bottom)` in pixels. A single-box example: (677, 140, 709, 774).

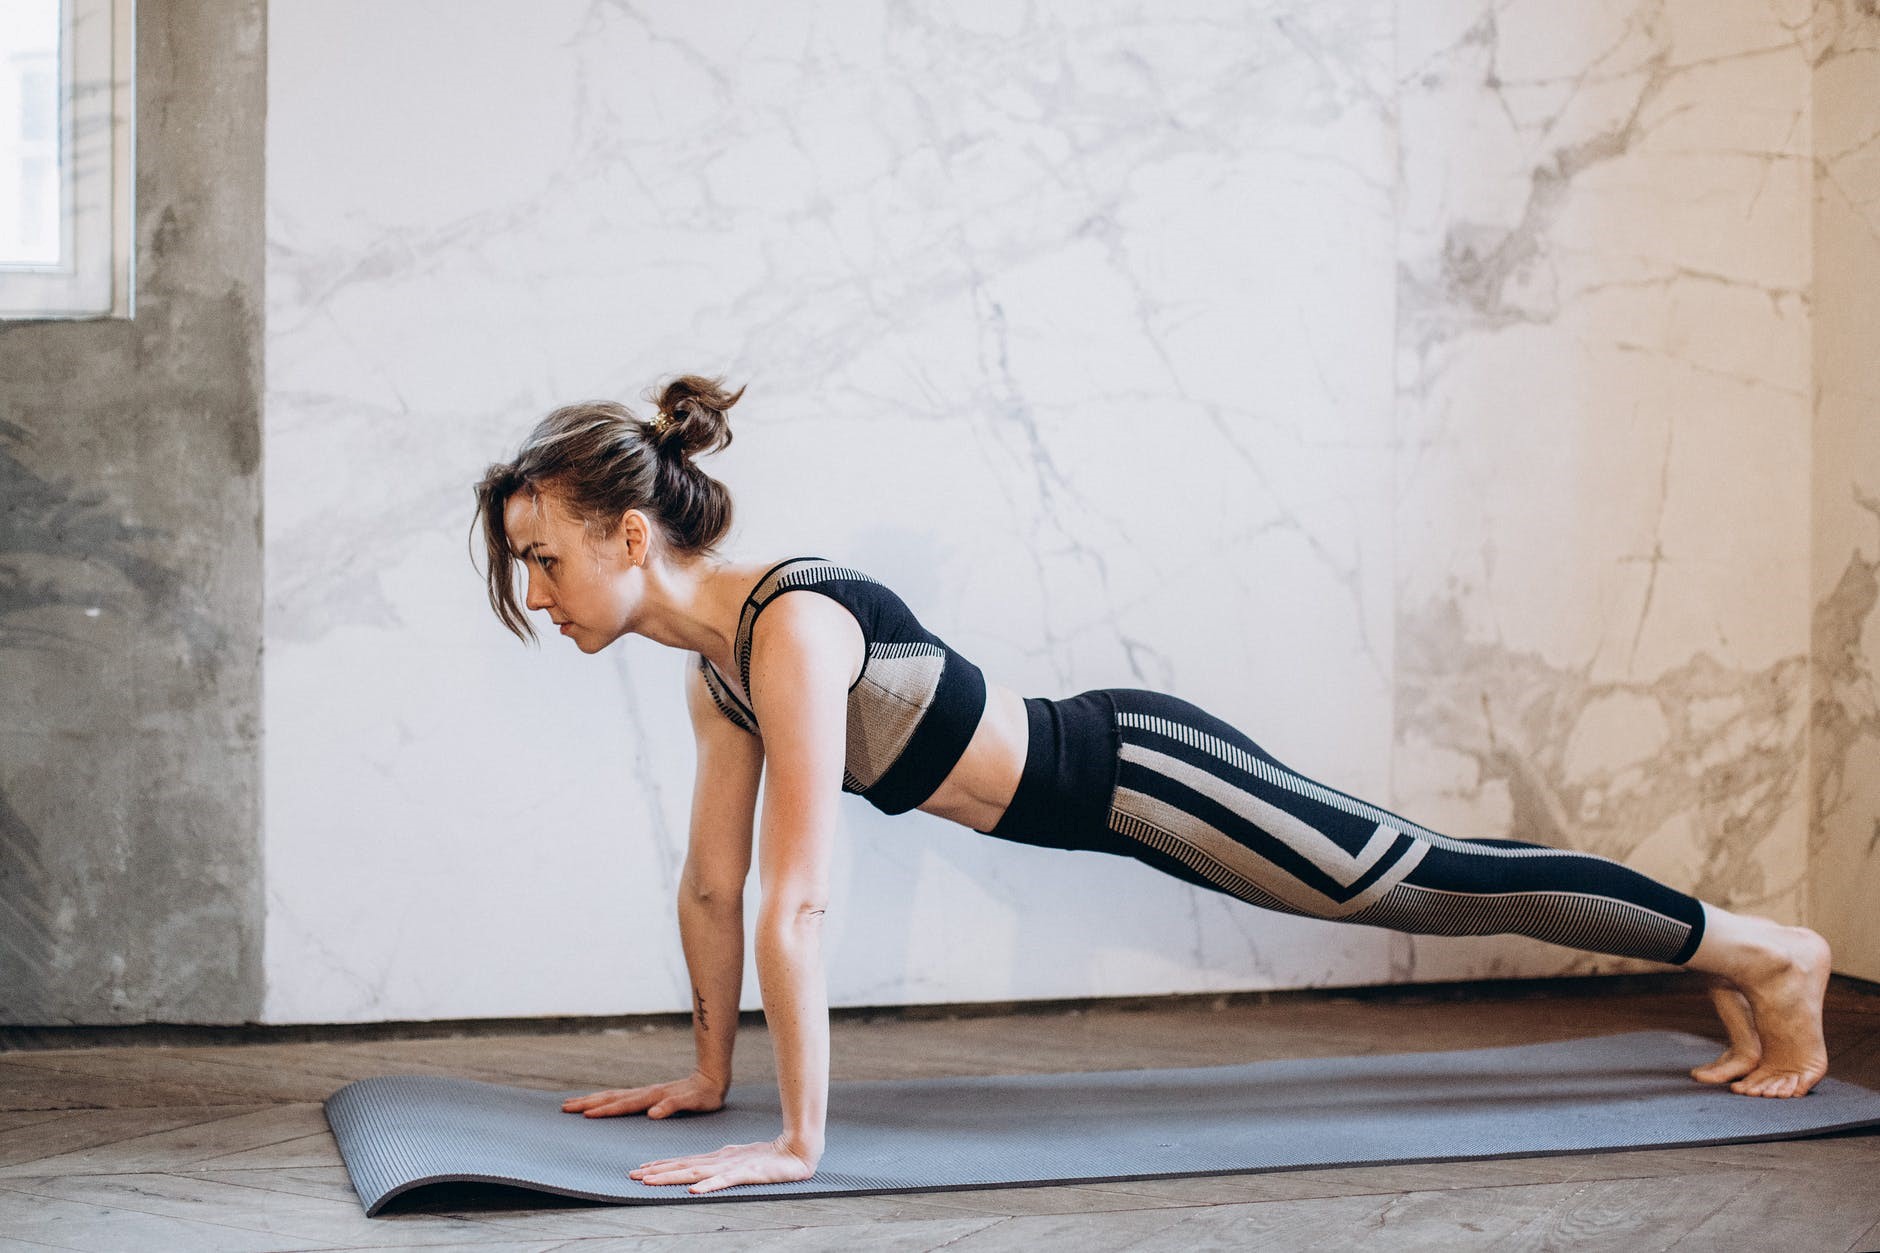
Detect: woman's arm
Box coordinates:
(749, 595, 853, 1162)
(630, 592, 855, 1193)
(676, 656, 765, 1094)
(562, 655, 763, 1121)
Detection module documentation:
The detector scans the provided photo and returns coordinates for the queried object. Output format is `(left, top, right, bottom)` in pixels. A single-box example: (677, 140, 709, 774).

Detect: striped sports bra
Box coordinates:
(697, 556, 988, 816)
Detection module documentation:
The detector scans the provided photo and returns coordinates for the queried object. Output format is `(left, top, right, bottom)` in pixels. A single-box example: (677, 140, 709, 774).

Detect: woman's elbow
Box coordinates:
(757, 898, 828, 941)
(679, 876, 745, 915)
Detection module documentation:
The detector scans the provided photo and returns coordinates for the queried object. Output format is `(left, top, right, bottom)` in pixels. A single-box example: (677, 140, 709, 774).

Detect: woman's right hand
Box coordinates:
(560, 1070, 728, 1119)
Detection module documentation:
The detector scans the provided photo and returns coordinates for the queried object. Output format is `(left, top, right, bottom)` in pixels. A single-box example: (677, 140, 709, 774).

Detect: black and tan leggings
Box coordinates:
(976, 687, 1707, 966)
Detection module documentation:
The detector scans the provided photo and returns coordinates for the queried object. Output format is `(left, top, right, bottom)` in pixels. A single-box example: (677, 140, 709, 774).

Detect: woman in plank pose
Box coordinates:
(471, 374, 1831, 1195)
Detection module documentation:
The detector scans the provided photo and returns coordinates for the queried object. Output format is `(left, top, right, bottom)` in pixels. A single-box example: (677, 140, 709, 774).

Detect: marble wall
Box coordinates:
(1810, 0, 1880, 984)
(0, 0, 266, 1026)
(1391, 0, 1819, 982)
(262, 0, 1857, 1024)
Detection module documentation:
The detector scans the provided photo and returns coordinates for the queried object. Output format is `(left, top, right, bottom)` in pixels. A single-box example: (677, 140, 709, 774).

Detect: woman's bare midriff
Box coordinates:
(913, 680, 1030, 833)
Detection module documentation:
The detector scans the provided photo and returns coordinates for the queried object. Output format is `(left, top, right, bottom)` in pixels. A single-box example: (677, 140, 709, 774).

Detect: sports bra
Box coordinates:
(697, 556, 988, 816)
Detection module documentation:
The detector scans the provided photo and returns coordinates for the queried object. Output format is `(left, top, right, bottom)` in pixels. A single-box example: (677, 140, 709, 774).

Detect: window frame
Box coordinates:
(0, 0, 135, 320)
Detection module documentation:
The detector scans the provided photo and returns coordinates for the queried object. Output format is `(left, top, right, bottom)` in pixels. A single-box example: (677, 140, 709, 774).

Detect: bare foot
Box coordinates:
(1720, 921, 1831, 1098)
(1691, 974, 1760, 1085)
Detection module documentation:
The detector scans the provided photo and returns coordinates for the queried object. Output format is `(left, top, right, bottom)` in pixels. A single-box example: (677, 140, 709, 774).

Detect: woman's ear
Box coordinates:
(618, 508, 652, 568)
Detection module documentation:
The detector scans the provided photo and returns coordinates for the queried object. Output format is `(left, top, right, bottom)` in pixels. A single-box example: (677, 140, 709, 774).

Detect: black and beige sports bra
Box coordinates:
(697, 556, 988, 815)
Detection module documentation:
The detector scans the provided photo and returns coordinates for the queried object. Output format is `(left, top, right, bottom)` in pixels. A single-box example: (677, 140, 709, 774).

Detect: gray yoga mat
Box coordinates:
(324, 1029, 1880, 1216)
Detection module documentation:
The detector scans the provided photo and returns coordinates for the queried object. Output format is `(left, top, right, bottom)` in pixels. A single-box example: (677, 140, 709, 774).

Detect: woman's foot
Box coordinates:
(1690, 974, 1760, 1085)
(1689, 910, 1832, 1098)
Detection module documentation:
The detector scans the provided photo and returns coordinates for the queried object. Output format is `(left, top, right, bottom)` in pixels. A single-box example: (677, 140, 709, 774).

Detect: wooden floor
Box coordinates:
(2, 978, 1878, 1252)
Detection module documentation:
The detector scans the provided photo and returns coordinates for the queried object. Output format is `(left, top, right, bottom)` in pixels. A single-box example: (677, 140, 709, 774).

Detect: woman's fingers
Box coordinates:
(579, 1086, 649, 1106)
(638, 1166, 708, 1185)
(689, 1168, 756, 1194)
(628, 1141, 815, 1192)
(630, 1148, 732, 1177)
(630, 1143, 756, 1183)
(562, 1075, 723, 1119)
(632, 1161, 715, 1184)
(561, 1085, 653, 1114)
(629, 1156, 686, 1175)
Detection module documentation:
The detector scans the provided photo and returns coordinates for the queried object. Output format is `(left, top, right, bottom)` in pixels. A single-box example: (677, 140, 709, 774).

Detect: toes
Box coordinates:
(1728, 1067, 1818, 1098)
(1691, 1050, 1759, 1085)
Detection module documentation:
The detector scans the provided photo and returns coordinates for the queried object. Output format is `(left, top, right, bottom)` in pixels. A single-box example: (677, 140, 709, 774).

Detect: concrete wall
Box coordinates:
(1809, 0, 1880, 984)
(0, 0, 265, 1025)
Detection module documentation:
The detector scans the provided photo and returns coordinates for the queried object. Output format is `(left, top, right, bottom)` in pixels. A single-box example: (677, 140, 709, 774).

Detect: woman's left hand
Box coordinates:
(629, 1134, 819, 1194)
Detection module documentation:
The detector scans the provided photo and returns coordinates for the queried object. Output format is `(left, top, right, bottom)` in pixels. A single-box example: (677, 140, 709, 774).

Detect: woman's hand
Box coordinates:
(629, 1133, 819, 1194)
(560, 1070, 727, 1119)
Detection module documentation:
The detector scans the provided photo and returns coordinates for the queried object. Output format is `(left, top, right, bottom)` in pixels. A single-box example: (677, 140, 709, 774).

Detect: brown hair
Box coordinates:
(470, 373, 745, 644)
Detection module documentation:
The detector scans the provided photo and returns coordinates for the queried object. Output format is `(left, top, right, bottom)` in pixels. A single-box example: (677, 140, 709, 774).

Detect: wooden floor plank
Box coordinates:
(1423, 1171, 1756, 1251)
(2, 1170, 531, 1249)
(0, 1105, 309, 1179)
(178, 1131, 341, 1171)
(937, 1191, 1399, 1252)
(235, 1036, 684, 1091)
(162, 1164, 366, 1207)
(0, 1106, 265, 1172)
(0, 1051, 349, 1109)
(0, 1180, 338, 1252)
(0, 1060, 250, 1116)
(0, 1113, 72, 1137)
(1663, 1158, 1880, 1252)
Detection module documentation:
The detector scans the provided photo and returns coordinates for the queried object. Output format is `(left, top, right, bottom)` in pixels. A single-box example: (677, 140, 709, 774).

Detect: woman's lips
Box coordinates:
(559, 623, 574, 635)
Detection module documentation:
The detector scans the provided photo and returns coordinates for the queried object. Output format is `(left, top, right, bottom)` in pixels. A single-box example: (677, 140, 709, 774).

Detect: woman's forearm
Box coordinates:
(754, 906, 829, 1161)
(676, 886, 745, 1091)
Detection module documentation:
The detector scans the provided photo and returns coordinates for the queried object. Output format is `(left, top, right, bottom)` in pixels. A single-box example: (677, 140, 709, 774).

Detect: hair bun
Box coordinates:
(646, 373, 741, 460)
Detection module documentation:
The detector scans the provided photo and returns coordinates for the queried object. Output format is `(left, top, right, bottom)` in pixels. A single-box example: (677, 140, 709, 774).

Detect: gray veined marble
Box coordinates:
(249, 0, 1880, 1024)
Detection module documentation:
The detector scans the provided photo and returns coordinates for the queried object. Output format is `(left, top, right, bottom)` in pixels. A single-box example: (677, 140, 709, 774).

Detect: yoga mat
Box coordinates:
(324, 1030, 1880, 1216)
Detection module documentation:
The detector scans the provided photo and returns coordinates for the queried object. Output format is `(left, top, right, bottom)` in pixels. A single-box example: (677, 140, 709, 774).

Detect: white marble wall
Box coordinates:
(1810, 0, 1880, 984)
(263, 0, 1836, 1024)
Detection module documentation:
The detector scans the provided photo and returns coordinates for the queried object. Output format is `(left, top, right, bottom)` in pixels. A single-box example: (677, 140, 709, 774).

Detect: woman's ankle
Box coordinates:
(1683, 904, 1778, 980)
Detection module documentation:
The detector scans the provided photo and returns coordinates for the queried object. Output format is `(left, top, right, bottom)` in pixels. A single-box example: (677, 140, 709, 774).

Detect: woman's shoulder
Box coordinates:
(744, 555, 893, 598)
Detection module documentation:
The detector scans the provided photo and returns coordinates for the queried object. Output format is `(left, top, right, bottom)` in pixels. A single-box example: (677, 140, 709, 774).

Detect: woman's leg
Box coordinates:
(1099, 688, 1830, 1096)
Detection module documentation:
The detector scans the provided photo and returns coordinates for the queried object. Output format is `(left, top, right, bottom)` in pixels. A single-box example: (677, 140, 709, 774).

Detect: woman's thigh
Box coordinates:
(1101, 687, 1438, 922)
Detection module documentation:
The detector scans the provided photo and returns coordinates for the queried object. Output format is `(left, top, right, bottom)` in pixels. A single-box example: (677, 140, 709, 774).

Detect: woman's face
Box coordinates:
(502, 490, 638, 652)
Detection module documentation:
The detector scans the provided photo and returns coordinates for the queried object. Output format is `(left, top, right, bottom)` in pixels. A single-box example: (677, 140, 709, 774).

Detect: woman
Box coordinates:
(471, 374, 1831, 1196)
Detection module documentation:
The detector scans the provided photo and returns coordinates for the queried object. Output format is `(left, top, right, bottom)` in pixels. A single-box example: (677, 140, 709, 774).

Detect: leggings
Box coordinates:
(975, 687, 1707, 966)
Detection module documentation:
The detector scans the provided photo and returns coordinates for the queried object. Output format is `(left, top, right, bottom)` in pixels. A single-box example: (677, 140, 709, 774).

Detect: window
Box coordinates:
(0, 0, 134, 320)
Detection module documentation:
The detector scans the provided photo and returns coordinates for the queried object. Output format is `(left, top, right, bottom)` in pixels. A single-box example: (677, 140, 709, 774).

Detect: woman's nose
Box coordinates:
(525, 577, 552, 611)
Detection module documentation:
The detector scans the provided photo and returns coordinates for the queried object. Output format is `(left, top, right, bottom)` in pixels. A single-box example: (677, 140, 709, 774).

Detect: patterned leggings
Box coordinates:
(976, 687, 1707, 965)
